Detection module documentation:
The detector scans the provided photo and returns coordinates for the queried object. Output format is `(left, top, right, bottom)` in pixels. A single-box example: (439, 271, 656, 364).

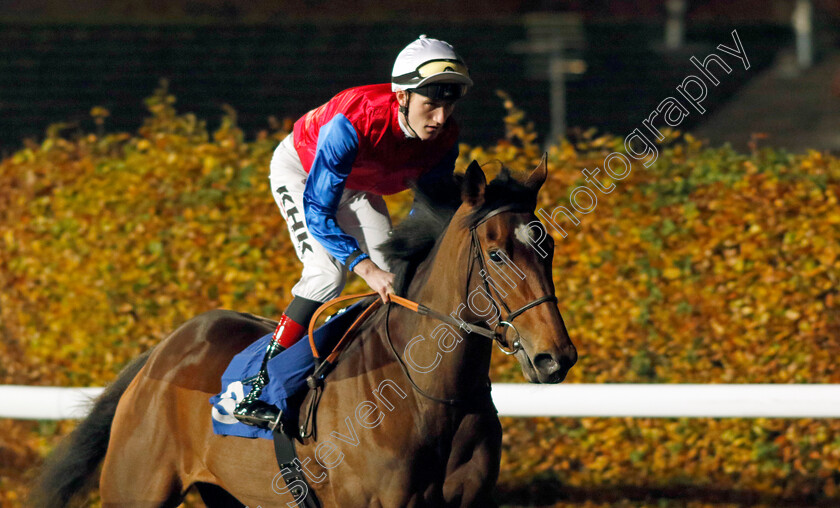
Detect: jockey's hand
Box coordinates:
(353, 258, 395, 303)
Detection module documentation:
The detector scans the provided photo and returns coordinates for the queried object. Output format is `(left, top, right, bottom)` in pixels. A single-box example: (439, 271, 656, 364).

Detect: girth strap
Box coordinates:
(272, 431, 321, 508)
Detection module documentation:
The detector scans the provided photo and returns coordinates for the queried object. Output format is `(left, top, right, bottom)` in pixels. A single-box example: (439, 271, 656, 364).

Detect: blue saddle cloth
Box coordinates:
(209, 301, 367, 440)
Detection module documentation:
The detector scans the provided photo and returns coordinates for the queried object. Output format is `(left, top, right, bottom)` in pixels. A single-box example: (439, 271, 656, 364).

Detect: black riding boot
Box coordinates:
(233, 296, 321, 431)
(233, 339, 286, 430)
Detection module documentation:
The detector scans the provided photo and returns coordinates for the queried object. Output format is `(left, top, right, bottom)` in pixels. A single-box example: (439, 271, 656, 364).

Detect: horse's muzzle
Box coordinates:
(533, 346, 577, 383)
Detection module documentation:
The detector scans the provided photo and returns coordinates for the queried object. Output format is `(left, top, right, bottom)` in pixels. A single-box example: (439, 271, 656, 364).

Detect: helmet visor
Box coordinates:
(412, 83, 468, 102)
(393, 59, 470, 86)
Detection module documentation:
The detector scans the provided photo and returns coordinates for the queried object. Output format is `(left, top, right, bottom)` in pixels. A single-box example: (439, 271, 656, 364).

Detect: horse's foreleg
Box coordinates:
(441, 413, 502, 508)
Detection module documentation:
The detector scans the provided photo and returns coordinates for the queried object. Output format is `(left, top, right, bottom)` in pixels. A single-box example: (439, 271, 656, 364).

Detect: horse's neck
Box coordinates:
(394, 225, 493, 402)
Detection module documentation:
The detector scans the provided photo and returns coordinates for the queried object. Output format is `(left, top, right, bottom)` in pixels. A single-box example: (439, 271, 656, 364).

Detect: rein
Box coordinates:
(298, 203, 558, 436)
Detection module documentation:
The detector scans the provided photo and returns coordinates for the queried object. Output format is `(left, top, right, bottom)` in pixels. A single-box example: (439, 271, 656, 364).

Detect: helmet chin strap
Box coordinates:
(399, 90, 421, 139)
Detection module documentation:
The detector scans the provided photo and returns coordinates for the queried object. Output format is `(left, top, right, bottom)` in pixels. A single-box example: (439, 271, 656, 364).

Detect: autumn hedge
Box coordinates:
(1, 85, 839, 507)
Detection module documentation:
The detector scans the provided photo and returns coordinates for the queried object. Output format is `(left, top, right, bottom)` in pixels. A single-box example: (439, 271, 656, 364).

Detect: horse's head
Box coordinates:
(454, 156, 577, 383)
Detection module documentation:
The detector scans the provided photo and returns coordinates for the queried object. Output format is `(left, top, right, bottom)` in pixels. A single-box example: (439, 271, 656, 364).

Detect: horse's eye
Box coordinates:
(488, 250, 504, 263)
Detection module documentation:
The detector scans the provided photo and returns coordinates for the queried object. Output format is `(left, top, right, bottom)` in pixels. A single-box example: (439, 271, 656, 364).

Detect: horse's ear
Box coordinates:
(526, 153, 548, 191)
(461, 160, 486, 206)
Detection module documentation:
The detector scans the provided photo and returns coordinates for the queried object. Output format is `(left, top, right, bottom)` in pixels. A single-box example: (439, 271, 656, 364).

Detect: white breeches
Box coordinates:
(268, 134, 393, 302)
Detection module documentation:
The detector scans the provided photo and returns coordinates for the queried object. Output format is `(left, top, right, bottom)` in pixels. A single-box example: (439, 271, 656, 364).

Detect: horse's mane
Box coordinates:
(379, 166, 536, 294)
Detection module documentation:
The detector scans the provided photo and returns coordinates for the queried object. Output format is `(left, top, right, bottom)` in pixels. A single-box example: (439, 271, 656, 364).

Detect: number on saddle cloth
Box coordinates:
(210, 300, 369, 439)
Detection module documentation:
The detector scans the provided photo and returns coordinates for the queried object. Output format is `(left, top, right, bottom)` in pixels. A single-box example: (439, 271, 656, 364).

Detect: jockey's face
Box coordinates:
(397, 90, 456, 141)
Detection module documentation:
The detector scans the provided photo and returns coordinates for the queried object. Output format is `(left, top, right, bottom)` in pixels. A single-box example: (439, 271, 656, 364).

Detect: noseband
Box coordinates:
(468, 203, 558, 355)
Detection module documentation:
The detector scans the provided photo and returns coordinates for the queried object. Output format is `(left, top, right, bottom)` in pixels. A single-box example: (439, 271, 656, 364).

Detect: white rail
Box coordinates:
(2, 384, 840, 420)
(0, 386, 105, 419)
(490, 384, 840, 418)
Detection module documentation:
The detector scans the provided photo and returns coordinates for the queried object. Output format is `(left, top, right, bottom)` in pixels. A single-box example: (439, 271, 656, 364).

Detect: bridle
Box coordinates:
(382, 202, 558, 406)
(466, 203, 558, 355)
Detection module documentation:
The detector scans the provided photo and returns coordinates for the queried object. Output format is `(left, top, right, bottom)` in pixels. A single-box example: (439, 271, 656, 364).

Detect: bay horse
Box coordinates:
(32, 158, 576, 507)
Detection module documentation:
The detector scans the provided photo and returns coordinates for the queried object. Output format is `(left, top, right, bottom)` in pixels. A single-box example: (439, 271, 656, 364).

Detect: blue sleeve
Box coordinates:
(410, 143, 458, 216)
(302, 114, 370, 271)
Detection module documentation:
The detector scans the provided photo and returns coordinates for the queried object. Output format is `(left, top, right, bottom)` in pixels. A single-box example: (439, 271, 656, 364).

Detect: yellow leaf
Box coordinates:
(663, 268, 681, 280)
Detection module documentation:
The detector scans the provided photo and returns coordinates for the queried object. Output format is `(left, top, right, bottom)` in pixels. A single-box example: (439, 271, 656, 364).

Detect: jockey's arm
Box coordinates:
(302, 114, 395, 302)
(302, 113, 370, 272)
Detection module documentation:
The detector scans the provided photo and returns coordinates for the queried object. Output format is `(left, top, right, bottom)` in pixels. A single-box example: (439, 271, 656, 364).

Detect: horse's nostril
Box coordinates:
(533, 353, 559, 373)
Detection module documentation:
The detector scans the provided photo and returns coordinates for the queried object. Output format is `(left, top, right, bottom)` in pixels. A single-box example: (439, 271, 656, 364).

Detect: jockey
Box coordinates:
(234, 35, 472, 429)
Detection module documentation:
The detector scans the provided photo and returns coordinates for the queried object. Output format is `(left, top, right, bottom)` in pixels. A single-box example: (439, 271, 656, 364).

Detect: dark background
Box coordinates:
(0, 1, 837, 153)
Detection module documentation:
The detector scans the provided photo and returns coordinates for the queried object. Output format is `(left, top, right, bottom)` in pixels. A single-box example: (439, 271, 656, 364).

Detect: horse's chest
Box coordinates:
(347, 418, 495, 503)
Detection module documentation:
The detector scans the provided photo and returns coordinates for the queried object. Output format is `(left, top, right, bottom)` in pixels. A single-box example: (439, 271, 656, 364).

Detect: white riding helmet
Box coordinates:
(391, 35, 473, 101)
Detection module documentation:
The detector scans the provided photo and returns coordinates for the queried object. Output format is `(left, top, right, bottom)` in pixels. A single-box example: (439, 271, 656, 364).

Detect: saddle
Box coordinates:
(210, 297, 377, 508)
(209, 297, 373, 441)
